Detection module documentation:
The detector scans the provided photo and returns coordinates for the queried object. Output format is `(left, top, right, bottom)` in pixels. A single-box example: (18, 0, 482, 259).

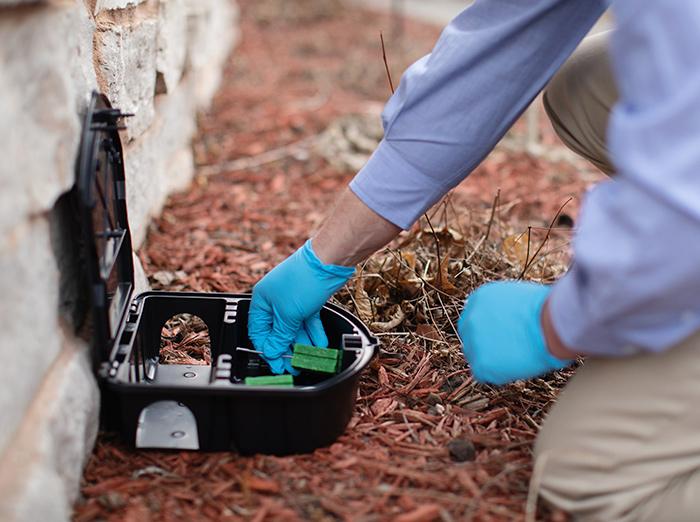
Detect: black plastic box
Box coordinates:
(77, 93, 377, 454)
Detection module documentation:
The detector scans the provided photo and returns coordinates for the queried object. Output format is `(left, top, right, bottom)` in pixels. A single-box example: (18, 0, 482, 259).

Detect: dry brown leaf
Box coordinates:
(398, 277, 423, 299)
(401, 250, 417, 271)
(354, 275, 374, 323)
(502, 231, 530, 267)
(446, 227, 465, 243)
(371, 305, 405, 332)
(435, 226, 466, 246)
(384, 250, 418, 281)
(436, 256, 459, 295)
(415, 323, 441, 341)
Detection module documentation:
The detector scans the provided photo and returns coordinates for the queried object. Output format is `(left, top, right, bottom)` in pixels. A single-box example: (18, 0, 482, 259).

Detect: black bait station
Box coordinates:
(76, 92, 378, 455)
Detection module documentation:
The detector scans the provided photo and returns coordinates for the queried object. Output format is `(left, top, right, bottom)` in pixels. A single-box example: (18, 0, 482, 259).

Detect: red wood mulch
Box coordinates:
(74, 1, 602, 521)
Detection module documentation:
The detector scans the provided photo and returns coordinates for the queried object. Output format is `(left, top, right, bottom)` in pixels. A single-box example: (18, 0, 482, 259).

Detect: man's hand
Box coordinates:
(457, 281, 573, 385)
(249, 188, 401, 373)
(248, 240, 355, 374)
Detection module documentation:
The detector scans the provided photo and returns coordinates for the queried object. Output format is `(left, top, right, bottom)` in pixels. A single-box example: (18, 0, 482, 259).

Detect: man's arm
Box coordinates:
(312, 188, 400, 266)
(350, 0, 606, 230)
(542, 300, 578, 359)
(249, 0, 606, 372)
(549, 0, 700, 356)
(458, 0, 700, 380)
(315, 0, 606, 265)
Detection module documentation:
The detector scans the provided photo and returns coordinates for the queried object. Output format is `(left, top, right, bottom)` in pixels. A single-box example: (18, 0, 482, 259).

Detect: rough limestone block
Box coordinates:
(124, 79, 197, 248)
(0, 1, 238, 519)
(165, 147, 196, 194)
(0, 1, 97, 239)
(95, 12, 158, 139)
(156, 80, 196, 191)
(123, 129, 161, 247)
(0, 218, 65, 457)
(93, 0, 147, 14)
(156, 0, 187, 94)
(0, 345, 99, 522)
(185, 0, 238, 108)
(133, 253, 151, 295)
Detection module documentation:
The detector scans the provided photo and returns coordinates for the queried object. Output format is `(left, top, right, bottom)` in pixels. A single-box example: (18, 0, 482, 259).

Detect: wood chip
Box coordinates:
(395, 504, 442, 522)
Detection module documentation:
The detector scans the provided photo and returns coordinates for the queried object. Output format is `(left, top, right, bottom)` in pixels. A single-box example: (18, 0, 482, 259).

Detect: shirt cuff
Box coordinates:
(349, 140, 452, 230)
(548, 269, 632, 357)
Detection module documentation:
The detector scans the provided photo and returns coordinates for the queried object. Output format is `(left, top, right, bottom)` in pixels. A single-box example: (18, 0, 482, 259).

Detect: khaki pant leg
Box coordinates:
(543, 30, 618, 175)
(532, 331, 700, 522)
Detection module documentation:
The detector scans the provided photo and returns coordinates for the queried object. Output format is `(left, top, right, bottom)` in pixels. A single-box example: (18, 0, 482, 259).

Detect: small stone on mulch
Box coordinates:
(447, 438, 477, 462)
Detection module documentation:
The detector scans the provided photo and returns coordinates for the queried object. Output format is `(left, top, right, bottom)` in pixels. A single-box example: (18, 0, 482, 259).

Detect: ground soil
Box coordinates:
(73, 1, 603, 521)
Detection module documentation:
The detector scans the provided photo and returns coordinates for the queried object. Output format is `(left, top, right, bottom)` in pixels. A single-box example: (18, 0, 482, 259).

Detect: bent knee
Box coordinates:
(533, 445, 667, 522)
(543, 30, 614, 120)
(533, 449, 625, 521)
(542, 50, 602, 150)
(542, 69, 572, 127)
(542, 31, 617, 175)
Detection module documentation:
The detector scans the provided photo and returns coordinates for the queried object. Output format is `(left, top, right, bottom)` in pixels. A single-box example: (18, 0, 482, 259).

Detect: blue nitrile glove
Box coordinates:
(457, 281, 572, 385)
(248, 239, 355, 374)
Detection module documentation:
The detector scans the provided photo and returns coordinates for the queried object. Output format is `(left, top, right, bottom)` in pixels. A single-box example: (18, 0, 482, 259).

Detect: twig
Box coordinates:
(464, 190, 500, 265)
(519, 197, 572, 279)
(523, 225, 532, 273)
(420, 287, 451, 346)
(445, 192, 466, 236)
(380, 32, 395, 94)
(393, 248, 404, 291)
(435, 290, 459, 338)
(483, 189, 500, 244)
(423, 213, 443, 288)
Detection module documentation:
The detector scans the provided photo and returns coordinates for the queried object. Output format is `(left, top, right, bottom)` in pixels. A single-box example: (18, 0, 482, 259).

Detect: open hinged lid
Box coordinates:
(76, 92, 134, 368)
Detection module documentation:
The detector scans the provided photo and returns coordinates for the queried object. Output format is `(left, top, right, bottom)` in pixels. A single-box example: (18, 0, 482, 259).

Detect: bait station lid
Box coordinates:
(76, 93, 378, 454)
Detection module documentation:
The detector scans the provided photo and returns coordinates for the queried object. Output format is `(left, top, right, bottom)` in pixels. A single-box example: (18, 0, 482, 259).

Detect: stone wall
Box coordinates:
(0, 1, 237, 520)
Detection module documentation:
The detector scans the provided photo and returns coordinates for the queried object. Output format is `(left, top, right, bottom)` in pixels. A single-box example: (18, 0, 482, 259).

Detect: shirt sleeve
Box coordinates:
(549, 0, 700, 355)
(349, 0, 606, 230)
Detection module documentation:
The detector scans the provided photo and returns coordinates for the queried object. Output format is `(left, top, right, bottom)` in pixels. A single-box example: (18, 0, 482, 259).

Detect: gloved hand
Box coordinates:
(457, 281, 572, 385)
(248, 239, 355, 374)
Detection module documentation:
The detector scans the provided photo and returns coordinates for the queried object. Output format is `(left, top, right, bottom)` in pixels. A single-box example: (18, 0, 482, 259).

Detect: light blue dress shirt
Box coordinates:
(349, 0, 700, 356)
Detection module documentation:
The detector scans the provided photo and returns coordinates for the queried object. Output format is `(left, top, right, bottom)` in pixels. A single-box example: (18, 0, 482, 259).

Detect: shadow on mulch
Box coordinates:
(74, 1, 602, 520)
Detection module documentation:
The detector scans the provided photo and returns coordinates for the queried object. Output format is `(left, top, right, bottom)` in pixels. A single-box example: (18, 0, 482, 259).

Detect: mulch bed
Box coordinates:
(73, 1, 603, 520)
